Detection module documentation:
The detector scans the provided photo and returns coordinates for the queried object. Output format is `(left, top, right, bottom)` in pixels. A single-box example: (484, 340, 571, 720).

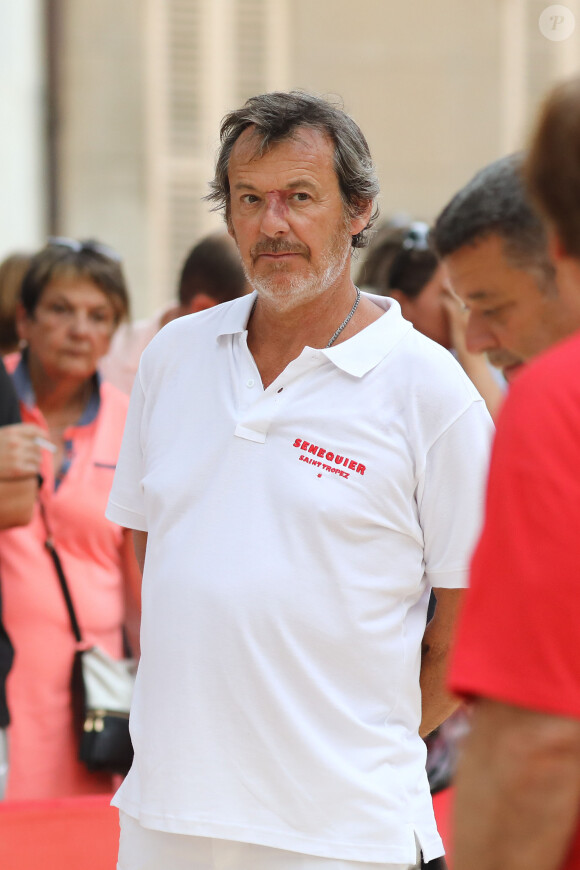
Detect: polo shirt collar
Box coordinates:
(216, 292, 259, 338)
(321, 293, 412, 377)
(216, 290, 412, 378)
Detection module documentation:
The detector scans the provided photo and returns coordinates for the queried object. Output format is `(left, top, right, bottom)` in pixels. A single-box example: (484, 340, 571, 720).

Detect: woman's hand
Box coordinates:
(0, 424, 47, 480)
(0, 424, 44, 528)
(441, 287, 505, 422)
(441, 285, 471, 356)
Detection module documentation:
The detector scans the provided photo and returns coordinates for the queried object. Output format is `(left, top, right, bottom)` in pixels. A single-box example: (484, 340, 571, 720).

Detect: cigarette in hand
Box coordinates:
(34, 436, 57, 454)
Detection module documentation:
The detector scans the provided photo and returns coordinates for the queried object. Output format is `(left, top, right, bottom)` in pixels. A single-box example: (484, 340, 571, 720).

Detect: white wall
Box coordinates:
(58, 0, 149, 315)
(0, 0, 45, 258)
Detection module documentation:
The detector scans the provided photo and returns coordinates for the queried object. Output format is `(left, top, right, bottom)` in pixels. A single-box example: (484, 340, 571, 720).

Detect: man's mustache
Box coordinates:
(251, 239, 310, 260)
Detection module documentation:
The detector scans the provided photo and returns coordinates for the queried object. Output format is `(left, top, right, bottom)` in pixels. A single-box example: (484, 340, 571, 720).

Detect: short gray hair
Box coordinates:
(205, 91, 380, 248)
(432, 154, 555, 288)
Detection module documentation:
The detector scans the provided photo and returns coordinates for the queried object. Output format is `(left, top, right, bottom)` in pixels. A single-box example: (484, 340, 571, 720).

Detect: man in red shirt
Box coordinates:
(444, 76, 580, 870)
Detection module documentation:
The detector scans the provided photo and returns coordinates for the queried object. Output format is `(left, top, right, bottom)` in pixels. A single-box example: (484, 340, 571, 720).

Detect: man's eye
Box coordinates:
(292, 192, 310, 202)
(241, 194, 259, 204)
(481, 308, 502, 318)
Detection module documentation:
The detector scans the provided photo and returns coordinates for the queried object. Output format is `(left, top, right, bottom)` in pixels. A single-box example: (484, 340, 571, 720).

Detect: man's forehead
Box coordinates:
(442, 234, 542, 305)
(228, 125, 335, 175)
(443, 235, 527, 298)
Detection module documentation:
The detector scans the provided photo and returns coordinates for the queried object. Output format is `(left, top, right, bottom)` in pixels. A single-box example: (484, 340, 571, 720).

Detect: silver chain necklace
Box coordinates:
(326, 287, 361, 348)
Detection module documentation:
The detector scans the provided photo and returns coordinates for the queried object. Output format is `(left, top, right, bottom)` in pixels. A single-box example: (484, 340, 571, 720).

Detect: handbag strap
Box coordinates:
(40, 502, 83, 644)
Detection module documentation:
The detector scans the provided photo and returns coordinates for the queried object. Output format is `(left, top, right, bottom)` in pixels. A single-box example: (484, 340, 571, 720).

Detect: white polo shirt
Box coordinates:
(106, 292, 493, 865)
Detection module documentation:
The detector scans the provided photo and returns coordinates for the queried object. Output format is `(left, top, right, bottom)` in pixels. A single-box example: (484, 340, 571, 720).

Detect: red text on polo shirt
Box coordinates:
(292, 437, 366, 476)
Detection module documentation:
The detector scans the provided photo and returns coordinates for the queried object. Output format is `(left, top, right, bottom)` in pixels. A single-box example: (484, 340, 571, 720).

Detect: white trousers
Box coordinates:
(0, 728, 7, 800)
(118, 812, 421, 870)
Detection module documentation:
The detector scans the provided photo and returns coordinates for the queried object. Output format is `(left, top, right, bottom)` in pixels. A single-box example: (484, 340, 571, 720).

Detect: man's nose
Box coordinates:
(465, 312, 499, 354)
(260, 193, 290, 236)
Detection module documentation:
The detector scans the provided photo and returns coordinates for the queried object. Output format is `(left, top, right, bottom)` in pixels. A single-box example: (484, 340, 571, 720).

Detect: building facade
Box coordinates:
(3, 0, 580, 316)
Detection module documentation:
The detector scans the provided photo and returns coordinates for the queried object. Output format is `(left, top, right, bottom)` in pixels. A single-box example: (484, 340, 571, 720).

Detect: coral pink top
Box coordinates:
(0, 355, 130, 799)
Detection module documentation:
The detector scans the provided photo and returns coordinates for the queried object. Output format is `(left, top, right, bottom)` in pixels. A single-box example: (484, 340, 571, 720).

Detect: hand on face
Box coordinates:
(0, 423, 46, 480)
(441, 285, 469, 353)
(441, 285, 523, 380)
(440, 236, 560, 382)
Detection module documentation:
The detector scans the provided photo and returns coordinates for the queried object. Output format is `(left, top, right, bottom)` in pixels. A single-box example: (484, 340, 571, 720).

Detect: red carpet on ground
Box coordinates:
(0, 793, 119, 870)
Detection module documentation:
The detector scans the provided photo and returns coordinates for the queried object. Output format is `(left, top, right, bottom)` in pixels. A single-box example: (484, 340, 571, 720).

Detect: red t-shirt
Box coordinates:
(449, 331, 580, 868)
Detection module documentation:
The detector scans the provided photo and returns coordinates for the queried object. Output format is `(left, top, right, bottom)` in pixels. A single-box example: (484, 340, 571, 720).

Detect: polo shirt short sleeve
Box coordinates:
(450, 332, 580, 720)
(107, 293, 493, 865)
(106, 373, 147, 531)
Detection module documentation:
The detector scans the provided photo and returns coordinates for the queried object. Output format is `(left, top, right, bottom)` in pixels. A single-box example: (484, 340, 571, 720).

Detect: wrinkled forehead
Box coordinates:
(228, 124, 335, 172)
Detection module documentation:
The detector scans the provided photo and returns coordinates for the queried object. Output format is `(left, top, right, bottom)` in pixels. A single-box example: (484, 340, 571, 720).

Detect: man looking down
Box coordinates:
(437, 87, 580, 870)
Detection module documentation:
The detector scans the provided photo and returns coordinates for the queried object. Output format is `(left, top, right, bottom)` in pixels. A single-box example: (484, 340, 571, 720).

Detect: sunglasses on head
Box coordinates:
(400, 221, 431, 252)
(387, 221, 434, 290)
(47, 236, 122, 263)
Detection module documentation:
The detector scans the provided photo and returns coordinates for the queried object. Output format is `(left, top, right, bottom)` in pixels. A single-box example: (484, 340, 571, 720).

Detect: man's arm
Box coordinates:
(419, 587, 463, 737)
(453, 698, 580, 870)
(132, 530, 148, 575)
(121, 528, 142, 657)
(122, 528, 142, 606)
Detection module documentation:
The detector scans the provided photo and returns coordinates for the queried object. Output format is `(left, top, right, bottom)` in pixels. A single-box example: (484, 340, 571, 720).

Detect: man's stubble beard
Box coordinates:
(242, 221, 353, 312)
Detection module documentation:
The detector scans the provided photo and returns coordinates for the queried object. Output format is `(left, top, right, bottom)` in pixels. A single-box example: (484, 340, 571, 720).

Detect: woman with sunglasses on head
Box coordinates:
(0, 239, 141, 799)
(357, 221, 504, 421)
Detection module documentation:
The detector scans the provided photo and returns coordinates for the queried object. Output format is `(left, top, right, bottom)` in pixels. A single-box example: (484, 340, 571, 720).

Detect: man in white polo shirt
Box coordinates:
(106, 92, 493, 870)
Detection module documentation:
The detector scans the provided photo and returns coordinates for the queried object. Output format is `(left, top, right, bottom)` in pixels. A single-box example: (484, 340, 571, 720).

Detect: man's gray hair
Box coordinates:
(205, 91, 380, 248)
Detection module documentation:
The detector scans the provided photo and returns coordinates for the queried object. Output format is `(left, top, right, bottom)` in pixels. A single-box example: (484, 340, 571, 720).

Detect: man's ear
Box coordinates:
(349, 200, 374, 239)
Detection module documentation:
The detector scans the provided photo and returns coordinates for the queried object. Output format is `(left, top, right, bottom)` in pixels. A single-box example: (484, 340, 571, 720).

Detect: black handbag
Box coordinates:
(42, 514, 136, 775)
